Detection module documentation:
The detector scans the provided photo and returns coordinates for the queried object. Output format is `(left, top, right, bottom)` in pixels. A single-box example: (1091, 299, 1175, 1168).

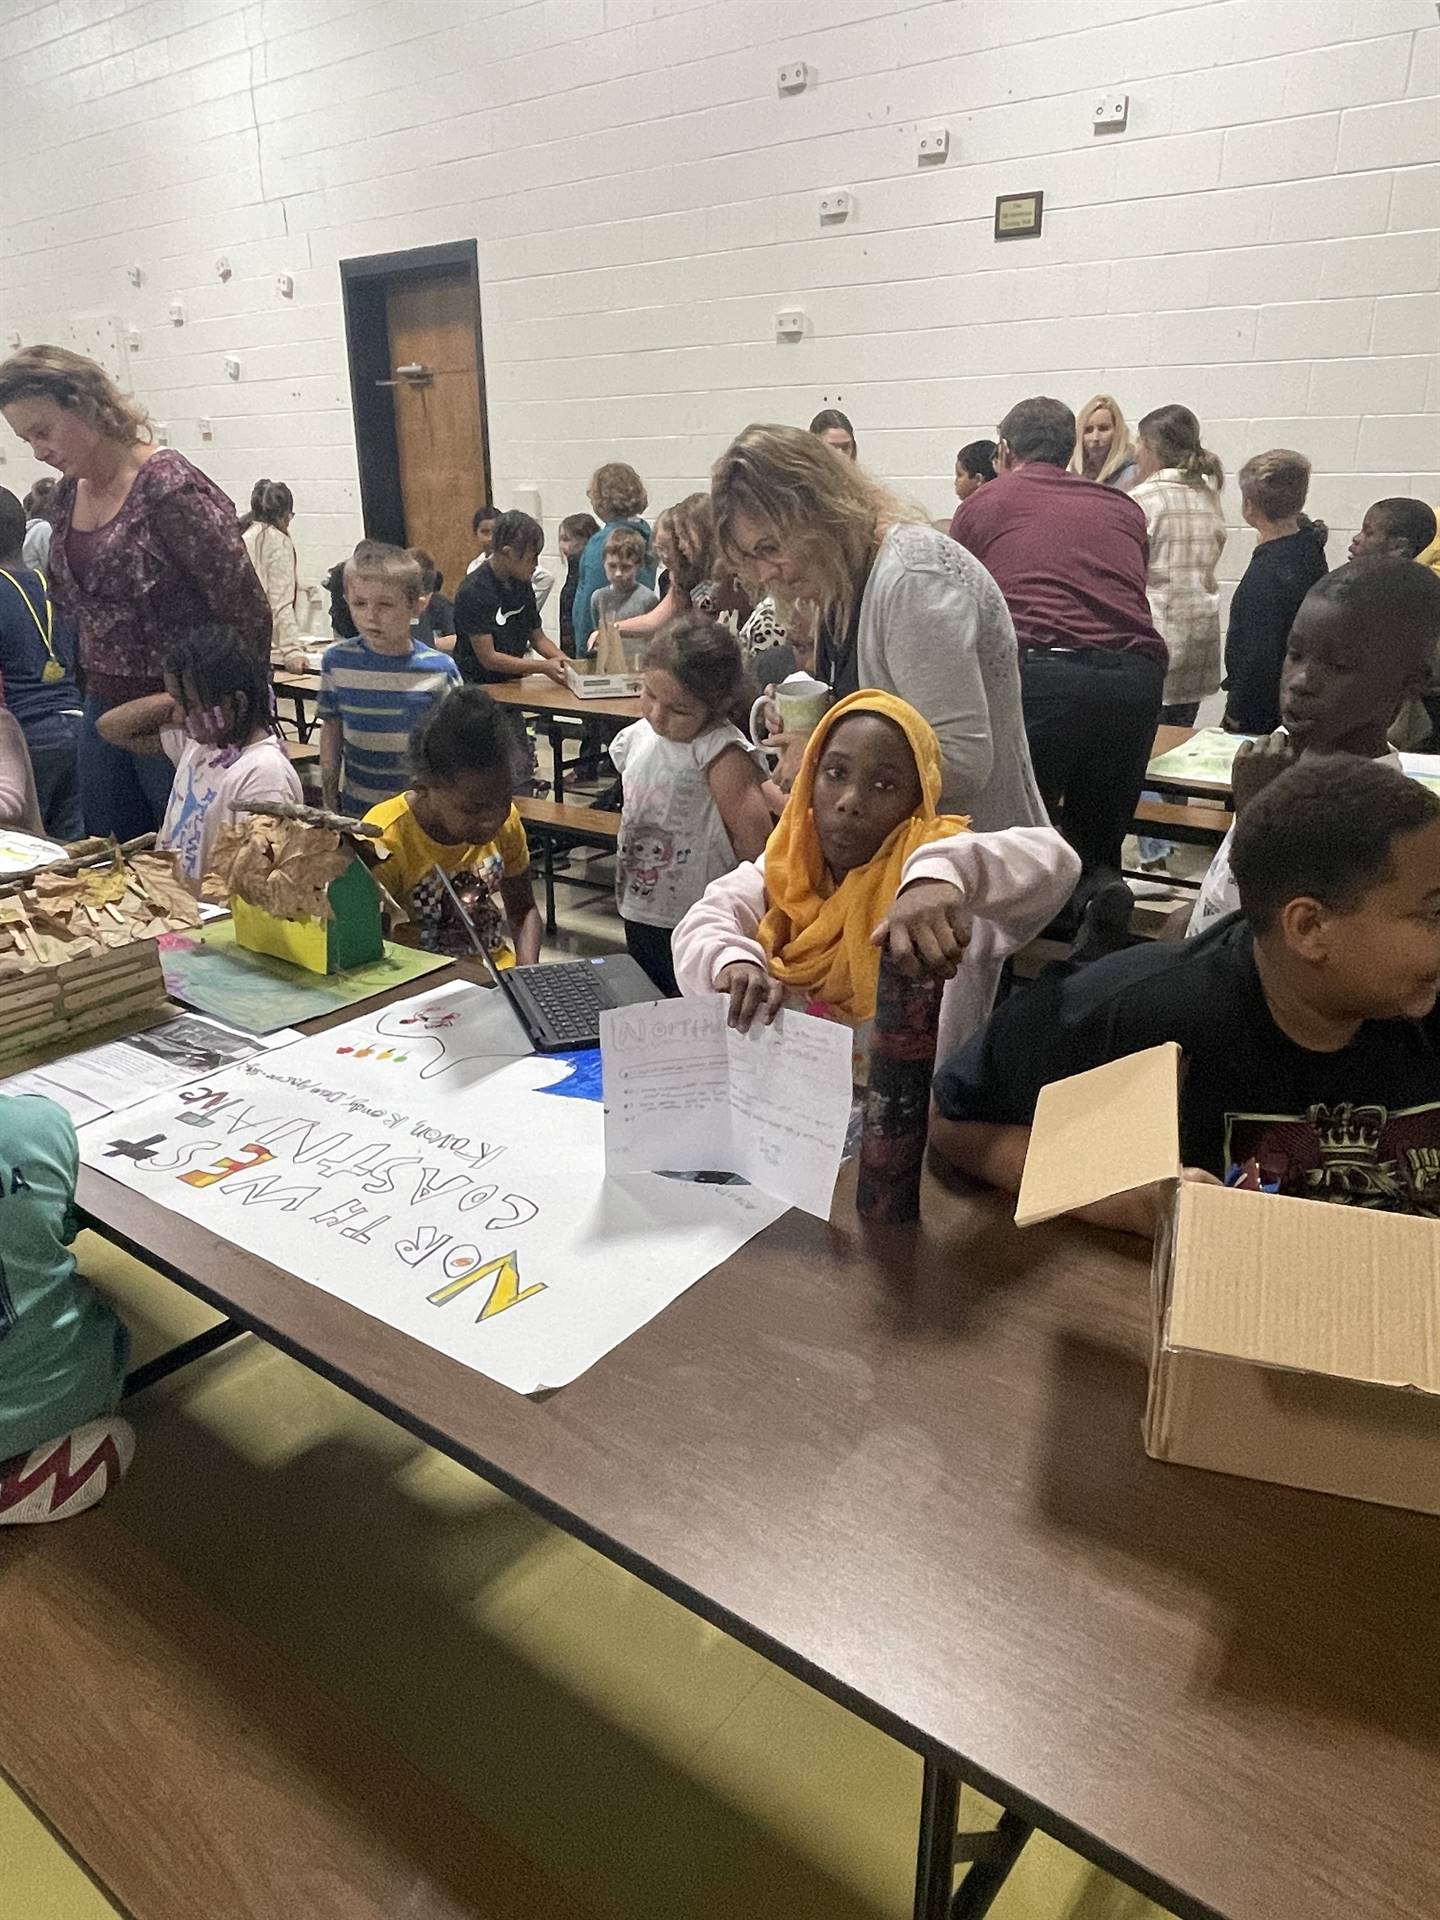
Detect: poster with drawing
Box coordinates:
(79, 982, 786, 1393)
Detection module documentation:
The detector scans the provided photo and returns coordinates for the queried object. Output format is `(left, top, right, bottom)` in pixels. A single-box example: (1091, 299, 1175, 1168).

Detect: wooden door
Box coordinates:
(383, 267, 488, 597)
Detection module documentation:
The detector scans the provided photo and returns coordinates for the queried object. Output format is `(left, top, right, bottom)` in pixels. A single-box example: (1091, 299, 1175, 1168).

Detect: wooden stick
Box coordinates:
(0, 834, 158, 894)
(236, 800, 381, 838)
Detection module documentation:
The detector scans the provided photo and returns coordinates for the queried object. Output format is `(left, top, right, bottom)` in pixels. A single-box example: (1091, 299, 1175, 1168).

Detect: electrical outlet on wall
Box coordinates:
(775, 309, 806, 340)
(223, 355, 241, 380)
(276, 273, 294, 299)
(153, 423, 170, 445)
(1093, 93, 1129, 131)
(198, 417, 213, 439)
(818, 189, 852, 224)
(168, 300, 185, 326)
(777, 61, 808, 94)
(917, 127, 949, 162)
(126, 265, 143, 287)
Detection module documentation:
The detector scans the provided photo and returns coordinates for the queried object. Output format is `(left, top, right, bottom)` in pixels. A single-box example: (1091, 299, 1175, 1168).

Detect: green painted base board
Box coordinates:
(158, 921, 447, 1033)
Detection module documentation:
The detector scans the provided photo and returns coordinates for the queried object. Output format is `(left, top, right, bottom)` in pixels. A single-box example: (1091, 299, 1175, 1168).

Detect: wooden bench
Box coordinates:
(1131, 797, 1232, 845)
(283, 737, 323, 800)
(0, 1510, 592, 1920)
(515, 797, 621, 934)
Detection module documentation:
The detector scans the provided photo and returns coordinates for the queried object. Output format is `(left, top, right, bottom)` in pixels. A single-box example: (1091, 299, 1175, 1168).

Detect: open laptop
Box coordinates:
(432, 864, 661, 1052)
(481, 942, 660, 1052)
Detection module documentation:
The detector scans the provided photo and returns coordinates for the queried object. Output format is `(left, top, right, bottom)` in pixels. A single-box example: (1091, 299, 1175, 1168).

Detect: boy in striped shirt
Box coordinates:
(318, 543, 460, 814)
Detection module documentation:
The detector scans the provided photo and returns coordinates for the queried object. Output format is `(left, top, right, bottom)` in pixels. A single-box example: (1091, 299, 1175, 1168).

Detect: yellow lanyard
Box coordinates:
(0, 568, 64, 683)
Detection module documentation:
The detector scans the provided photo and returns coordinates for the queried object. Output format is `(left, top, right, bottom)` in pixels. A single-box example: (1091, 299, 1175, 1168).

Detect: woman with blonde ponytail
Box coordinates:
(1130, 403, 1228, 870)
(1130, 404, 1227, 721)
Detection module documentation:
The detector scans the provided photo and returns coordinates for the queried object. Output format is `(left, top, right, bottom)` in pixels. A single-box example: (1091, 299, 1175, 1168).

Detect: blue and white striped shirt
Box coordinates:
(317, 638, 460, 813)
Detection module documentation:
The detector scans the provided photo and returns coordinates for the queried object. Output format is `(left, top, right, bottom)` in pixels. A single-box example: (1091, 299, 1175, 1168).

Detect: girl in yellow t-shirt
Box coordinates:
(363, 685, 541, 964)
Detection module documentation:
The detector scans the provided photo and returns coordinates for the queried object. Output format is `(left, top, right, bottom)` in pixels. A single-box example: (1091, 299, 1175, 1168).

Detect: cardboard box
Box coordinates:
(564, 661, 641, 701)
(1016, 1043, 1440, 1515)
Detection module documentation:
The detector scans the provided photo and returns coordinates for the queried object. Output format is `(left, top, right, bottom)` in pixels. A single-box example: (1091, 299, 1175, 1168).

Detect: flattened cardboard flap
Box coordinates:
(1168, 1180, 1440, 1394)
(1015, 1043, 1180, 1228)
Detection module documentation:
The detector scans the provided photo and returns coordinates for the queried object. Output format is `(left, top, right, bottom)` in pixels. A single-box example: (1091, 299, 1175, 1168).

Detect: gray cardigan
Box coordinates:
(856, 523, 1046, 831)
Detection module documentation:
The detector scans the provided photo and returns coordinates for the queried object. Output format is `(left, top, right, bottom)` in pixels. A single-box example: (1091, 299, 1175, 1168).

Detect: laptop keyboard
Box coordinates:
(513, 963, 607, 1044)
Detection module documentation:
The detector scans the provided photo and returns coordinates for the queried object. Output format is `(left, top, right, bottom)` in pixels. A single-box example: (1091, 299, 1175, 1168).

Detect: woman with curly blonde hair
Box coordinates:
(0, 344, 270, 837)
(711, 423, 1044, 831)
(1070, 393, 1139, 491)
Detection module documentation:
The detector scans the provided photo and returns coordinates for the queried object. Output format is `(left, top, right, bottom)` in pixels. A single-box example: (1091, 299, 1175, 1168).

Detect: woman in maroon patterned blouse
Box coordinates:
(0, 345, 270, 838)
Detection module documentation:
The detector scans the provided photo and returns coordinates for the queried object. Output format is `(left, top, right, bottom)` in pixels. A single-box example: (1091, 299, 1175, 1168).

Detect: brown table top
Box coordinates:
(271, 671, 641, 726)
(74, 966, 1440, 1920)
(487, 676, 642, 723)
(1146, 723, 1236, 799)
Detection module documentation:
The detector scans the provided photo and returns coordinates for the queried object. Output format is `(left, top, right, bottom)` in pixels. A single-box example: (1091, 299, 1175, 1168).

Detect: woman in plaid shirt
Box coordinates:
(1130, 405, 1227, 725)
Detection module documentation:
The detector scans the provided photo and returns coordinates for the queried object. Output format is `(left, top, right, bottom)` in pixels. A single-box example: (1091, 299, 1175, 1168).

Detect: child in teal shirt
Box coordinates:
(0, 1092, 133, 1524)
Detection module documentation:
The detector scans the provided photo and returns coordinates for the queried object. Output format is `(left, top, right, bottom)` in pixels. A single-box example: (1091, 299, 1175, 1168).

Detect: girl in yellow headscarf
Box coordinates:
(671, 690, 1079, 1068)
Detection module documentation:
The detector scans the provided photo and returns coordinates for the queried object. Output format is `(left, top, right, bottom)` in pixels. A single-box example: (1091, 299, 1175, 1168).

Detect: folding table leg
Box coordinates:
(550, 722, 566, 803)
(950, 1807, 1033, 1917)
(913, 1757, 960, 1920)
(123, 1320, 247, 1397)
(912, 1761, 1032, 1920)
(543, 837, 558, 935)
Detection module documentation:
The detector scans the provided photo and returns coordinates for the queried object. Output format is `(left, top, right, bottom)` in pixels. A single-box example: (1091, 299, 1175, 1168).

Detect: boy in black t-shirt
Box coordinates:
(932, 757, 1440, 1235)
(452, 511, 567, 790)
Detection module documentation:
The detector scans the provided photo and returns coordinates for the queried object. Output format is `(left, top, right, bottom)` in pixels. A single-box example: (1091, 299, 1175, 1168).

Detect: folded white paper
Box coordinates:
(601, 995, 852, 1219)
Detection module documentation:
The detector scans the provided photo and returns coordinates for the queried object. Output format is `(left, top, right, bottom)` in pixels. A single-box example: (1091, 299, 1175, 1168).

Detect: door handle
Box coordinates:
(375, 362, 433, 388)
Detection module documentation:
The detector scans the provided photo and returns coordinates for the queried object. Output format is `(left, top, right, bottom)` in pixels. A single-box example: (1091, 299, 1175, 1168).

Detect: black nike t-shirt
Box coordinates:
(452, 559, 540, 685)
(934, 916, 1440, 1215)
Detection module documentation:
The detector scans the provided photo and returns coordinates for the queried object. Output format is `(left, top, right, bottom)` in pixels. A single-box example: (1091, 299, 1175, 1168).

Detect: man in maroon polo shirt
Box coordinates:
(951, 397, 1168, 900)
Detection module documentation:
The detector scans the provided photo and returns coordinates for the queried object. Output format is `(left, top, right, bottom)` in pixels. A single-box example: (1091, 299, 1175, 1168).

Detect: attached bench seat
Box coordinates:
(515, 797, 621, 934)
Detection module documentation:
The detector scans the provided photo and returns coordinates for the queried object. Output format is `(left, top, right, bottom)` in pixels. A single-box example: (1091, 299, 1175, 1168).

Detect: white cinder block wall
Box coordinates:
(0, 0, 1436, 602)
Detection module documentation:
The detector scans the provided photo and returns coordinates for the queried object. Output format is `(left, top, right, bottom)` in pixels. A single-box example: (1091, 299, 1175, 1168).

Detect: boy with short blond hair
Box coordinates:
(587, 523, 659, 650)
(318, 542, 459, 814)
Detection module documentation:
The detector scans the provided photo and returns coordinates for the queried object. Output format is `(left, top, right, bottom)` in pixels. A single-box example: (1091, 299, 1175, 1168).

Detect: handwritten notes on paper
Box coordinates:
(601, 996, 852, 1219)
(79, 981, 785, 1394)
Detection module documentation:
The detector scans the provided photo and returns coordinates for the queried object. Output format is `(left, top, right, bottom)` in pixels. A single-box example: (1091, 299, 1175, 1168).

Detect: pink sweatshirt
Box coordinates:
(672, 826, 1081, 1066)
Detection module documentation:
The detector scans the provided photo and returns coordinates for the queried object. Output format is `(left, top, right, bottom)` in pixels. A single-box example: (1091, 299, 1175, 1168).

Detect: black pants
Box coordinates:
(624, 917, 678, 997)
(1020, 646, 1166, 877)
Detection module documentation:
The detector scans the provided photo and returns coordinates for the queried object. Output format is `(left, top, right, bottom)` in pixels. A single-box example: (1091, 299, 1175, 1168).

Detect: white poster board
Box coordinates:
(80, 983, 786, 1393)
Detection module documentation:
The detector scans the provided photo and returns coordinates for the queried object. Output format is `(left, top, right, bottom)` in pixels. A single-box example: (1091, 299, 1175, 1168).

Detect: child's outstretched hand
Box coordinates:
(715, 961, 784, 1033)
(872, 879, 971, 982)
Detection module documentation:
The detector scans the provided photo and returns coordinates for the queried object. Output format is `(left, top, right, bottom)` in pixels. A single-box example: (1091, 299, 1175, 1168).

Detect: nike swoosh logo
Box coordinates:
(493, 605, 518, 625)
